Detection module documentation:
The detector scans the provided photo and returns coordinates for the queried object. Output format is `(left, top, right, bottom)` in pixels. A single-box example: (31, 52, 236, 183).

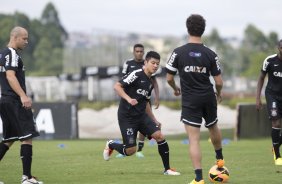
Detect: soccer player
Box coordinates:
(103, 51, 180, 176)
(116, 43, 160, 158)
(0, 27, 41, 184)
(165, 14, 225, 184)
(256, 39, 282, 165)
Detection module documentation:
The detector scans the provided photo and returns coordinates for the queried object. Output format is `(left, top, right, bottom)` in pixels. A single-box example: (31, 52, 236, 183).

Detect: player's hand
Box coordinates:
(21, 95, 32, 109)
(128, 98, 138, 106)
(154, 98, 160, 109)
(174, 87, 181, 96)
(256, 98, 262, 111)
(215, 93, 222, 103)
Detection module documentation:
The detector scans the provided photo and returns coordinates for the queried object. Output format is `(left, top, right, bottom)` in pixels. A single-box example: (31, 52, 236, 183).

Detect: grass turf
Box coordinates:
(0, 134, 281, 183)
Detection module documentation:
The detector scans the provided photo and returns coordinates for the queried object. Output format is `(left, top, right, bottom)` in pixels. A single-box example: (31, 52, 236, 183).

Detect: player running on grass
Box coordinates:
(115, 43, 160, 158)
(256, 39, 282, 166)
(103, 51, 180, 176)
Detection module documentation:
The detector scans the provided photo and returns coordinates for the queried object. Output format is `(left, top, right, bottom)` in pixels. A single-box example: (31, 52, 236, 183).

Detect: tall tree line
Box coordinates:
(0, 2, 279, 79)
(0, 2, 67, 76)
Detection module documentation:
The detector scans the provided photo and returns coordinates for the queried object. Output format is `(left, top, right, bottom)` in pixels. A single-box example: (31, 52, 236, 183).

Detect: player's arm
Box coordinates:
(6, 70, 31, 108)
(151, 77, 160, 109)
(213, 74, 223, 103)
(145, 101, 161, 128)
(166, 73, 181, 96)
(256, 71, 266, 110)
(114, 82, 138, 106)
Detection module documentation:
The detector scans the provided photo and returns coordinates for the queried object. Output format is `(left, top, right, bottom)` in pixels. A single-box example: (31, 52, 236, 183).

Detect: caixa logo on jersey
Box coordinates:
(0, 109, 55, 134)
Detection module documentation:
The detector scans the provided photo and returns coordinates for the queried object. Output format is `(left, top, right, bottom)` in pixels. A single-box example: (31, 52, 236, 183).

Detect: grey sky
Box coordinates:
(0, 0, 281, 38)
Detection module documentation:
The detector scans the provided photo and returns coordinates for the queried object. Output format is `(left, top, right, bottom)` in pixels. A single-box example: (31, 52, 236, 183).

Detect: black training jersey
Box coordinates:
(166, 43, 221, 101)
(122, 59, 157, 78)
(261, 54, 282, 96)
(122, 59, 144, 76)
(118, 68, 153, 117)
(0, 47, 26, 99)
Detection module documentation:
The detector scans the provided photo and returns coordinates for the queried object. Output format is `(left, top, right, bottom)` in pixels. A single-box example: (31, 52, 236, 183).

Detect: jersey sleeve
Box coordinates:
(119, 69, 141, 88)
(261, 57, 270, 73)
(4, 48, 18, 71)
(210, 54, 221, 76)
(121, 60, 129, 76)
(165, 51, 178, 75)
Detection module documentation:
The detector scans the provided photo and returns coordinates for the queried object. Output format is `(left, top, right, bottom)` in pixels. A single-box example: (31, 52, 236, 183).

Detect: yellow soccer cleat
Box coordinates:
(275, 158, 282, 166)
(189, 179, 205, 184)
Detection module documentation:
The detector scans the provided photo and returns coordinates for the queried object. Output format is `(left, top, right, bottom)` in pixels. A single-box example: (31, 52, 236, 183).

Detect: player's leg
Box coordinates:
(272, 119, 282, 165)
(184, 124, 203, 182)
(143, 115, 180, 175)
(181, 101, 204, 182)
(266, 95, 282, 165)
(104, 117, 138, 160)
(204, 95, 224, 168)
(136, 132, 145, 158)
(207, 124, 224, 167)
(0, 141, 13, 161)
(18, 106, 40, 183)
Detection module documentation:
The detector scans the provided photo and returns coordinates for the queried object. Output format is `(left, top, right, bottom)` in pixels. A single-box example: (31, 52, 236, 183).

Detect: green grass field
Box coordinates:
(0, 132, 281, 183)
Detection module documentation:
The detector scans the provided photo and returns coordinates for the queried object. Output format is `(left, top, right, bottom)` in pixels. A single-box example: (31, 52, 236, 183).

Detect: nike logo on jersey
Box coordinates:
(141, 80, 146, 83)
(274, 64, 279, 66)
(130, 66, 135, 68)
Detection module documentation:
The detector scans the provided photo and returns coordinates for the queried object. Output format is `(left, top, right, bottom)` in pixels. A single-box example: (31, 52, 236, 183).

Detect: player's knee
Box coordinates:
(151, 131, 164, 142)
(125, 147, 136, 156)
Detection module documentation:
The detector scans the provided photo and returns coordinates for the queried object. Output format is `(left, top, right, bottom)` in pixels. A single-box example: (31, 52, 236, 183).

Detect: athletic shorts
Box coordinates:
(118, 113, 160, 148)
(265, 93, 282, 120)
(0, 96, 40, 143)
(181, 94, 218, 128)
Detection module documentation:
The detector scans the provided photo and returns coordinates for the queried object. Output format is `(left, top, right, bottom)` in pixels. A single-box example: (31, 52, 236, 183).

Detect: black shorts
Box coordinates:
(118, 113, 160, 148)
(0, 97, 40, 143)
(181, 94, 218, 128)
(265, 93, 282, 120)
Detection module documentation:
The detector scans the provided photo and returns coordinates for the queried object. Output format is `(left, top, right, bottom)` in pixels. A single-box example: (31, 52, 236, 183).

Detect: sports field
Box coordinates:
(0, 131, 281, 183)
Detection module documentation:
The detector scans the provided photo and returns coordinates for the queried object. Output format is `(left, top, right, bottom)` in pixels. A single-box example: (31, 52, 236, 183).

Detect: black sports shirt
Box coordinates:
(166, 43, 221, 101)
(0, 47, 26, 99)
(118, 68, 153, 117)
(261, 54, 282, 96)
(122, 59, 144, 76)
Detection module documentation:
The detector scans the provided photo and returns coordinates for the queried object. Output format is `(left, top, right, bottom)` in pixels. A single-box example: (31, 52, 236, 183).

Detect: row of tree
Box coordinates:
(0, 2, 280, 79)
(0, 2, 67, 76)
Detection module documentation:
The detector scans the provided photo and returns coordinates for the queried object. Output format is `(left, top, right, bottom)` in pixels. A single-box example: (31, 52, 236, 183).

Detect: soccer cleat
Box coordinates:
(163, 168, 181, 175)
(103, 140, 114, 161)
(21, 175, 41, 184)
(115, 153, 126, 158)
(216, 159, 225, 168)
(189, 179, 205, 184)
(136, 151, 145, 158)
(275, 158, 282, 165)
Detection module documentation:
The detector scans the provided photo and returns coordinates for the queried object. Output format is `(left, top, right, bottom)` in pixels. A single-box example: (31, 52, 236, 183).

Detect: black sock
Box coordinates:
(109, 142, 128, 156)
(21, 144, 32, 178)
(272, 128, 281, 159)
(279, 133, 282, 147)
(157, 140, 170, 170)
(0, 142, 9, 161)
(195, 169, 203, 181)
(137, 141, 144, 152)
(215, 148, 223, 160)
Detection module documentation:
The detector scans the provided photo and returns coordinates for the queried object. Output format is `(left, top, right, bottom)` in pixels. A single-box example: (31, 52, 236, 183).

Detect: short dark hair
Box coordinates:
(186, 14, 206, 37)
(133, 43, 144, 50)
(145, 51, 160, 60)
